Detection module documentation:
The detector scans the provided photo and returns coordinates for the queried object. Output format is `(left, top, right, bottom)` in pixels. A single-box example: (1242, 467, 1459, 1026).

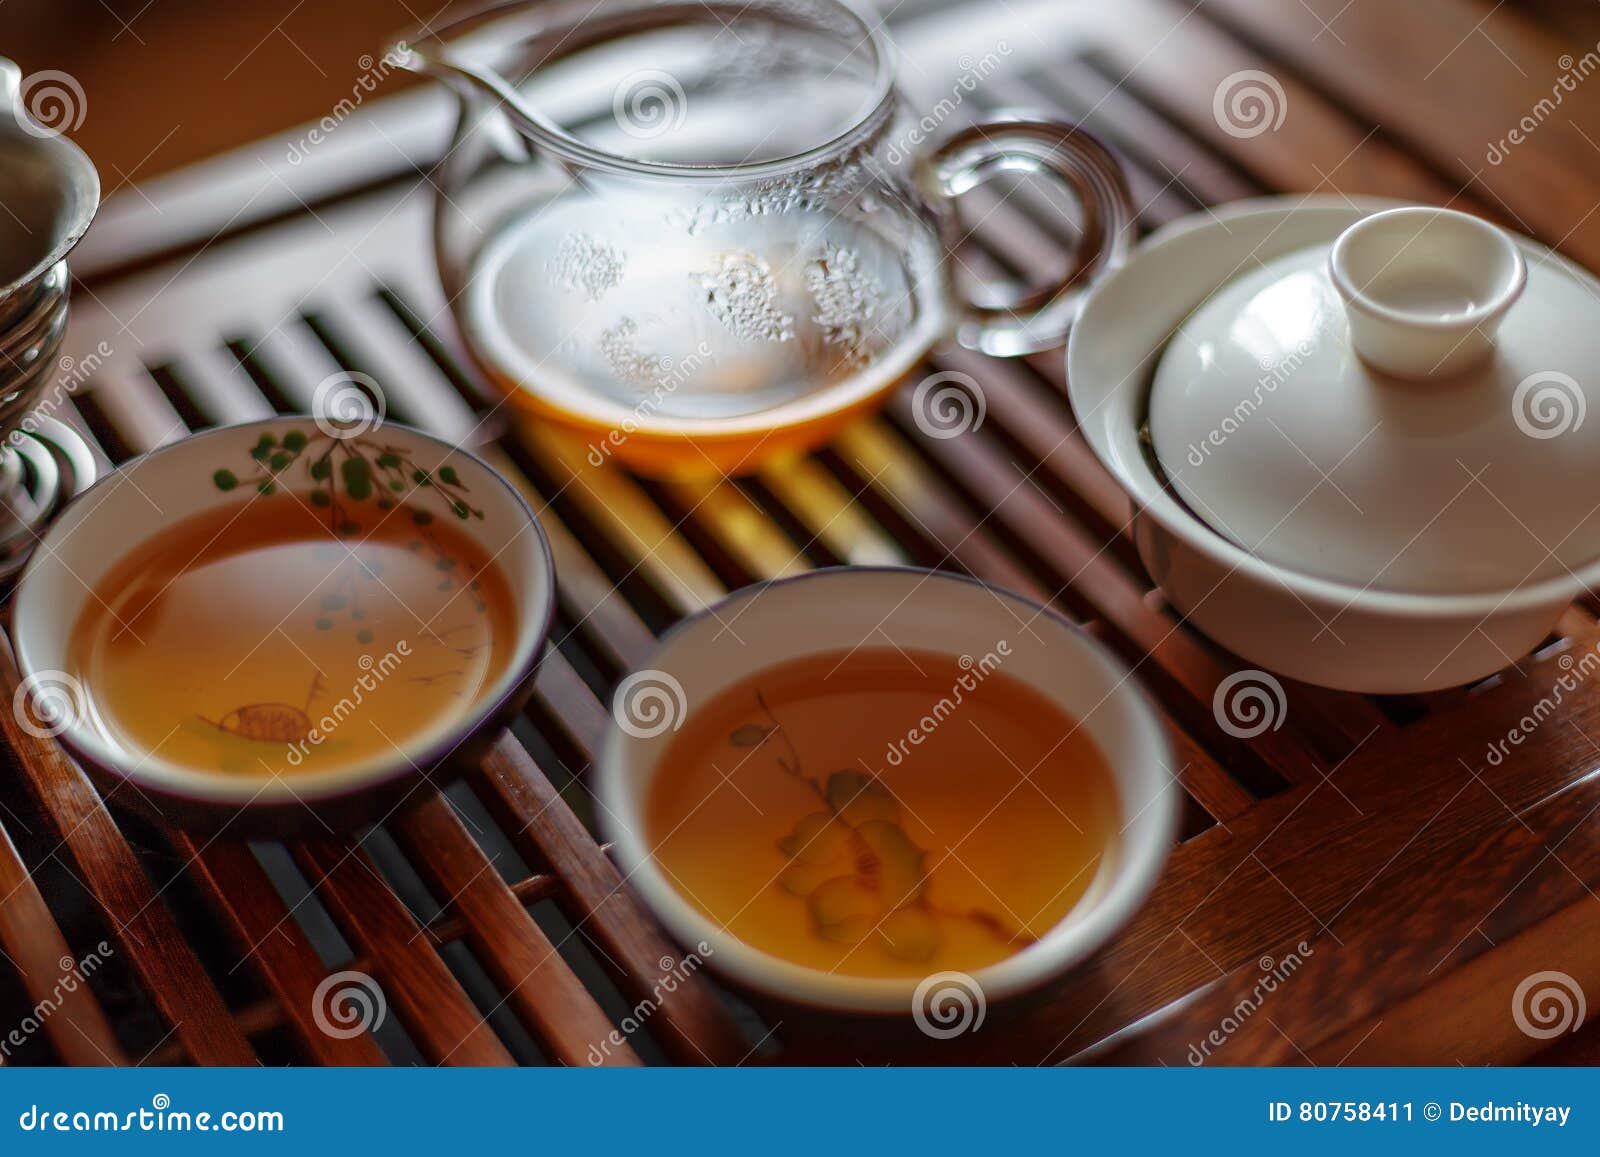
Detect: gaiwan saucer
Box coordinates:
(10, 416, 556, 834)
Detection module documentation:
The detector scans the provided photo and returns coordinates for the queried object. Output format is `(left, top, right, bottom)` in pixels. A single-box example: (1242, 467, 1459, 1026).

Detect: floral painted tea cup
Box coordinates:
(10, 416, 556, 833)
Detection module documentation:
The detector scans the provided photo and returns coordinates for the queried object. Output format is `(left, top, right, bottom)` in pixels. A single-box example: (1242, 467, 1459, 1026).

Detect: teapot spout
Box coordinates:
(383, 32, 571, 148)
(383, 37, 475, 89)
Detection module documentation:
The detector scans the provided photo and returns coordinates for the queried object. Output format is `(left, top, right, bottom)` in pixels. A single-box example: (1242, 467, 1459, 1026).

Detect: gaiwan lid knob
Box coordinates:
(1148, 206, 1600, 595)
(1328, 207, 1526, 380)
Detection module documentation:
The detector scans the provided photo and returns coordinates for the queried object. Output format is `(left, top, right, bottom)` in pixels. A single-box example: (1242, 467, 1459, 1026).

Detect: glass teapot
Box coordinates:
(393, 0, 1132, 473)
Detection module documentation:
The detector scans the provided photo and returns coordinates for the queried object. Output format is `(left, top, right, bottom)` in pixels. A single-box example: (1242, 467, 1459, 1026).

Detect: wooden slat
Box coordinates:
(526, 495, 662, 665)
(0, 819, 126, 1064)
(470, 442, 662, 670)
(0, 645, 255, 1065)
(323, 293, 483, 444)
(755, 454, 909, 567)
(78, 376, 185, 455)
(832, 420, 1048, 592)
(227, 327, 325, 412)
(390, 795, 640, 1066)
(931, 342, 1137, 554)
(1099, 752, 1600, 1064)
(1094, 0, 1465, 205)
(294, 837, 515, 1066)
(661, 475, 812, 582)
(1021, 61, 1263, 207)
(178, 345, 274, 423)
(531, 648, 613, 760)
(1198, 0, 1600, 267)
(1321, 894, 1600, 1066)
(176, 836, 388, 1065)
(523, 422, 723, 617)
(474, 734, 749, 1065)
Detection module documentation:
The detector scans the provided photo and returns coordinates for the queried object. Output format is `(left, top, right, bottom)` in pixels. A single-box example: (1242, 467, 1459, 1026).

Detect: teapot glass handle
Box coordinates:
(920, 116, 1134, 357)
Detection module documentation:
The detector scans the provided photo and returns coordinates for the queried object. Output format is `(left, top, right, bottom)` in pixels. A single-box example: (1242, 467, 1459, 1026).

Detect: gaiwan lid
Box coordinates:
(1148, 206, 1600, 594)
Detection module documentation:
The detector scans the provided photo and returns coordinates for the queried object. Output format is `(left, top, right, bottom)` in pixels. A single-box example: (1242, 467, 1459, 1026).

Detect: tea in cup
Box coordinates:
(11, 417, 556, 832)
(597, 569, 1176, 1011)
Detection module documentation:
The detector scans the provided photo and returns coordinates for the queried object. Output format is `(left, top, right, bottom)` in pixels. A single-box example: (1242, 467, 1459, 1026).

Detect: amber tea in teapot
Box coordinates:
(398, 0, 1131, 470)
(464, 190, 950, 421)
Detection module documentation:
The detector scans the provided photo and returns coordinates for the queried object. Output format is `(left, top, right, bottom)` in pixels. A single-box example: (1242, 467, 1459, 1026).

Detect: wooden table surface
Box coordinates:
(1, 0, 1599, 1066)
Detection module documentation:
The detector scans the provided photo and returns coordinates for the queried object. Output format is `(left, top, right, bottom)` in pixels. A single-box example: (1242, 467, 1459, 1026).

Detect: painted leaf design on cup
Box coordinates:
(210, 702, 312, 743)
(202, 669, 323, 744)
(728, 723, 772, 747)
(212, 428, 485, 533)
(210, 428, 495, 643)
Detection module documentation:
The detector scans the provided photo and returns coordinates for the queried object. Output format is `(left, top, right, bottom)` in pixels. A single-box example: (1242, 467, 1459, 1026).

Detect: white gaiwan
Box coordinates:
(1067, 197, 1600, 692)
(1150, 206, 1599, 595)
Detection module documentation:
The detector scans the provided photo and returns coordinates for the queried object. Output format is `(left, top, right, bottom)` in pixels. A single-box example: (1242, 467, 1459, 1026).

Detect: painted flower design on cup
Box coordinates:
(731, 693, 1036, 964)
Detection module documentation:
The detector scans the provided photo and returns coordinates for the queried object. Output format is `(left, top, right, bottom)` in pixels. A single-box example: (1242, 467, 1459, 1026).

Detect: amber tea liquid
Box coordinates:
(67, 493, 516, 779)
(646, 648, 1121, 978)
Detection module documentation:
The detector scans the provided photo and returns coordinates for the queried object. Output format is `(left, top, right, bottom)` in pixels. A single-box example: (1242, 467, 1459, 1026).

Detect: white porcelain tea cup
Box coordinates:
(596, 567, 1177, 1015)
(10, 416, 557, 832)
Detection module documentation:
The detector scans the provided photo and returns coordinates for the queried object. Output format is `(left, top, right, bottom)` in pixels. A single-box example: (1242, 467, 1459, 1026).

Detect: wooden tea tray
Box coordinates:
(4, 0, 1599, 1066)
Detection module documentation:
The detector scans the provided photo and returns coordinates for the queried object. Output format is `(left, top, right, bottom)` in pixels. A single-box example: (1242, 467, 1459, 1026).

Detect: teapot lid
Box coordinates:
(1148, 206, 1600, 594)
